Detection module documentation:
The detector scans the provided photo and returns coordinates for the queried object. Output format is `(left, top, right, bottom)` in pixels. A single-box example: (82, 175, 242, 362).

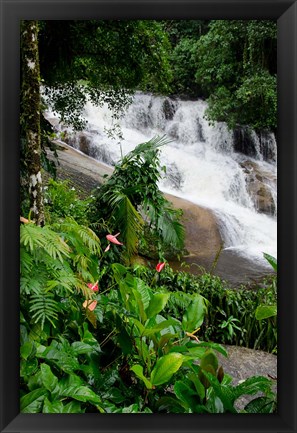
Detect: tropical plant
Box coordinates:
(137, 264, 277, 352)
(44, 179, 93, 225)
(20, 217, 101, 328)
(255, 254, 277, 345)
(89, 136, 185, 263)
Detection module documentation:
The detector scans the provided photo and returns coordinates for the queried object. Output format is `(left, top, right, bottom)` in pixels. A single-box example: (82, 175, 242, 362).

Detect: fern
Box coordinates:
(29, 292, 60, 328)
(20, 219, 101, 328)
(20, 224, 71, 261)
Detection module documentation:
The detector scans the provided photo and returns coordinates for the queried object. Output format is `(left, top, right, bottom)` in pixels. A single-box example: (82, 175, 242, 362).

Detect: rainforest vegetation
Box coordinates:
(20, 19, 277, 414)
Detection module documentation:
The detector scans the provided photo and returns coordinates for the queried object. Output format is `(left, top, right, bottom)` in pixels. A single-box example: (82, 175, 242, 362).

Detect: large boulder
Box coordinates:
(240, 160, 276, 216)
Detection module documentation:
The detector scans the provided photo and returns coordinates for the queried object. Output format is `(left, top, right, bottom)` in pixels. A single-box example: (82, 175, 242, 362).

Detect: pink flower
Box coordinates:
(156, 262, 166, 272)
(104, 232, 123, 252)
(106, 232, 123, 245)
(87, 282, 99, 292)
(83, 300, 98, 311)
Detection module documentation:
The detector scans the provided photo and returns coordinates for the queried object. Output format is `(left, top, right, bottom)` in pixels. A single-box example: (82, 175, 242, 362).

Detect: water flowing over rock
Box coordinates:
(233, 126, 277, 163)
(44, 91, 277, 265)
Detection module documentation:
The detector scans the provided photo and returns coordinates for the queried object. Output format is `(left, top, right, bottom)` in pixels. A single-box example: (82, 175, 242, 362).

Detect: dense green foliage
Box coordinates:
(139, 266, 277, 352)
(89, 137, 185, 263)
(20, 175, 277, 414)
(39, 20, 172, 129)
(20, 19, 278, 414)
(20, 218, 276, 413)
(166, 20, 277, 131)
(38, 19, 276, 133)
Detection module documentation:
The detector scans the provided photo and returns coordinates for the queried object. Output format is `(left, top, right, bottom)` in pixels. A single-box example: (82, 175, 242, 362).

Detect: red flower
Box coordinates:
(156, 262, 166, 272)
(106, 232, 123, 245)
(87, 282, 99, 292)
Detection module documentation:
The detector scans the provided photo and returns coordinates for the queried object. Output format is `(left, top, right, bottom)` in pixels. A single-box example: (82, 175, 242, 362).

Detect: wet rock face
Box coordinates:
(164, 163, 184, 190)
(258, 131, 277, 162)
(163, 98, 177, 120)
(233, 127, 257, 158)
(64, 132, 115, 166)
(240, 160, 276, 216)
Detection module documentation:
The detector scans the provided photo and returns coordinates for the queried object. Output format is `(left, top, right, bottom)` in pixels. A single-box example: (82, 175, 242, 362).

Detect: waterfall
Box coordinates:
(45, 91, 277, 265)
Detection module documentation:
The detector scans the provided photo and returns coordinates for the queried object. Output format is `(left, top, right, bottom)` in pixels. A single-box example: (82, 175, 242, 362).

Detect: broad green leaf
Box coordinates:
(156, 396, 185, 413)
(61, 400, 83, 413)
(263, 253, 277, 271)
(40, 346, 80, 373)
(101, 387, 126, 404)
(182, 294, 207, 333)
(130, 365, 153, 389)
(80, 322, 99, 346)
(142, 319, 178, 337)
(145, 293, 170, 319)
(71, 341, 99, 355)
(20, 341, 35, 360)
(115, 403, 140, 413)
(134, 277, 151, 310)
(200, 350, 219, 373)
(132, 288, 147, 322)
(117, 328, 133, 355)
(20, 325, 28, 345)
(111, 263, 129, 281)
(150, 353, 184, 386)
(42, 397, 64, 413)
(40, 363, 58, 392)
(54, 373, 83, 398)
(187, 372, 205, 401)
(194, 342, 228, 358)
(202, 372, 237, 413)
(20, 358, 38, 378)
(255, 305, 277, 320)
(128, 317, 145, 335)
(187, 347, 207, 359)
(174, 380, 200, 411)
(158, 333, 178, 350)
(61, 386, 101, 404)
(20, 388, 48, 413)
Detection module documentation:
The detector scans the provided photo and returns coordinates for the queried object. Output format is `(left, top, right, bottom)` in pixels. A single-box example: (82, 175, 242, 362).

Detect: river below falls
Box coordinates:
(170, 250, 274, 287)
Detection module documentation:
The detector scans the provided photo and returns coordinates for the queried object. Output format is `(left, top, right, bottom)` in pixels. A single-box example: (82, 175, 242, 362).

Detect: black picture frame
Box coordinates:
(0, 1, 296, 432)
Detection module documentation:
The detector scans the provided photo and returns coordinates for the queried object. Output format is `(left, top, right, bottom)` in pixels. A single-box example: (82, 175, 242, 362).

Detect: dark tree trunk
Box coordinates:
(20, 20, 45, 226)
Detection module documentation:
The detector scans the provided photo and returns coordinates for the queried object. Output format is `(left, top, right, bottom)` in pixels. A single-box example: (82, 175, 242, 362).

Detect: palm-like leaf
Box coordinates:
(157, 207, 185, 250)
(120, 135, 169, 166)
(146, 203, 185, 251)
(108, 191, 144, 262)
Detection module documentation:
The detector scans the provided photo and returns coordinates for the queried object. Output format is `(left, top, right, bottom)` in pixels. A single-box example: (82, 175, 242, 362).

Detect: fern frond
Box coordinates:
(20, 247, 34, 273)
(20, 224, 71, 261)
(29, 292, 60, 328)
(53, 218, 101, 256)
(46, 274, 78, 294)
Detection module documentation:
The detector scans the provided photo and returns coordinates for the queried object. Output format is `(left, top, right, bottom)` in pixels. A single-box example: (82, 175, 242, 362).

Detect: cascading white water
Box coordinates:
(46, 91, 277, 265)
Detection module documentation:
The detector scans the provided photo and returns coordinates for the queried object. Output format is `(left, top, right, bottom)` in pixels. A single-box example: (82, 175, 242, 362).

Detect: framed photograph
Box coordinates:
(1, 1, 296, 432)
